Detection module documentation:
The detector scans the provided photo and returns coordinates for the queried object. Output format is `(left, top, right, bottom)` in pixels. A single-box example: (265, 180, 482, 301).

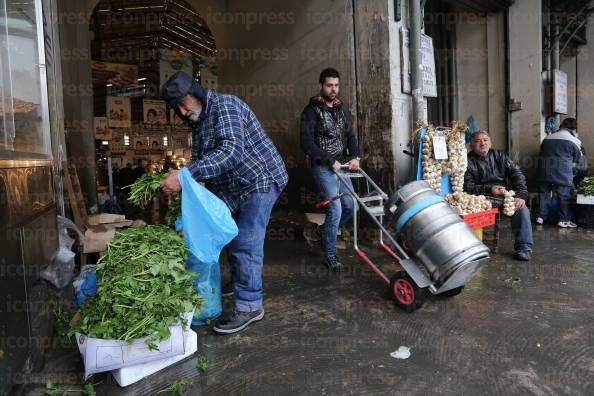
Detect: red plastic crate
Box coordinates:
(460, 208, 499, 229)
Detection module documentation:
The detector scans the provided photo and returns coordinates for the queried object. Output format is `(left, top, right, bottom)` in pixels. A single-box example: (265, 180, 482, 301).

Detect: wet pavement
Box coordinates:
(9, 220, 594, 395)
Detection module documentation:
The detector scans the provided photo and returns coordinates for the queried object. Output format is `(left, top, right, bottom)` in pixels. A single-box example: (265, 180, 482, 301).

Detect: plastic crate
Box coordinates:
(460, 208, 499, 229)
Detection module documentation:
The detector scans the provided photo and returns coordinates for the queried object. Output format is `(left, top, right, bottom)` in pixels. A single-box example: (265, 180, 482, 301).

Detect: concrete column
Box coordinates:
(507, 0, 542, 183)
(577, 22, 594, 170)
(388, 0, 414, 184)
(352, 0, 394, 189)
(58, 0, 97, 208)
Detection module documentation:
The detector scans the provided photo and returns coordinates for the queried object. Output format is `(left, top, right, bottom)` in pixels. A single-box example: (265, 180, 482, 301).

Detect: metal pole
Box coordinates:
(410, 0, 425, 124)
(552, 24, 560, 126)
(107, 156, 114, 202)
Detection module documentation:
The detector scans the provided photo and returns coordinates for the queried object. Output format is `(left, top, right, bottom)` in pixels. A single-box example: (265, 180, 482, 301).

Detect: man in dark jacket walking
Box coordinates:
(536, 117, 582, 228)
(160, 71, 288, 334)
(464, 130, 533, 261)
(300, 68, 361, 271)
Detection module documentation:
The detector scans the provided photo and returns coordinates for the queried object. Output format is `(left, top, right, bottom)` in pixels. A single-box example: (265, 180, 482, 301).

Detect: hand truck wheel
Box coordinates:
(440, 286, 464, 297)
(389, 271, 426, 312)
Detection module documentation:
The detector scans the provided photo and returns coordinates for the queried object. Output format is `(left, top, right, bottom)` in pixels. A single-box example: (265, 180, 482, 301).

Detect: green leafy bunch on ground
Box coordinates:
(577, 177, 594, 195)
(71, 225, 201, 348)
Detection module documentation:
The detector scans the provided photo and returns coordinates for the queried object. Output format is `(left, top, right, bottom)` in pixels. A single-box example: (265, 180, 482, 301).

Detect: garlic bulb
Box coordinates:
(445, 192, 492, 215)
(421, 134, 443, 193)
(502, 189, 515, 216)
(444, 126, 468, 193)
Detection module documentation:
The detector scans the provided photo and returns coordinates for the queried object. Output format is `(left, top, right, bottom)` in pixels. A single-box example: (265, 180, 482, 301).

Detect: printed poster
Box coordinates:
(143, 99, 167, 125)
(94, 117, 112, 140)
(106, 96, 131, 128)
(91, 61, 138, 87)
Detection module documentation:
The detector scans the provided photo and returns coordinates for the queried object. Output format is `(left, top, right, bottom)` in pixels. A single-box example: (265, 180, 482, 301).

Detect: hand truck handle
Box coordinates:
(315, 192, 347, 208)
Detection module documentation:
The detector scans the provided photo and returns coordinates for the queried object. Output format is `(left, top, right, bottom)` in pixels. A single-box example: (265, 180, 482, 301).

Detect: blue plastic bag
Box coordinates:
(178, 167, 238, 325)
(73, 265, 97, 307)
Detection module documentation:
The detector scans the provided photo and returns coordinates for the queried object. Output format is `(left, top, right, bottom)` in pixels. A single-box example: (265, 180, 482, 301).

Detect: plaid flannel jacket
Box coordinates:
(187, 91, 288, 213)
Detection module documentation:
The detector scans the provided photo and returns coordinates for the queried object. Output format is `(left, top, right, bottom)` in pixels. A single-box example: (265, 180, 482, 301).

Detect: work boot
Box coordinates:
(513, 250, 531, 261)
(221, 282, 234, 297)
(212, 309, 265, 334)
(324, 255, 343, 272)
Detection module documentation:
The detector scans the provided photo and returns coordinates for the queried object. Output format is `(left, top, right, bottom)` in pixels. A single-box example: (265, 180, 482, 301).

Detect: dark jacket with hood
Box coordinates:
(161, 71, 288, 213)
(464, 149, 529, 201)
(300, 96, 360, 166)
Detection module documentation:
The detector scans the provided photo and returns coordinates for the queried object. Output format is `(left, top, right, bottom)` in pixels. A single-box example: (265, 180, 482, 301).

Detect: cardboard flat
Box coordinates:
(577, 194, 594, 205)
(87, 213, 126, 226)
(76, 311, 194, 378)
(112, 329, 198, 387)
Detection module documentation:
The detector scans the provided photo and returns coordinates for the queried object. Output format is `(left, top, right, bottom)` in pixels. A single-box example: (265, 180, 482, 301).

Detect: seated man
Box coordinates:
(464, 130, 533, 261)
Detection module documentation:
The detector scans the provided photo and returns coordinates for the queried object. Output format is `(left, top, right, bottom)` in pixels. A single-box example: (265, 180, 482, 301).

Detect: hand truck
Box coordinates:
(317, 166, 465, 312)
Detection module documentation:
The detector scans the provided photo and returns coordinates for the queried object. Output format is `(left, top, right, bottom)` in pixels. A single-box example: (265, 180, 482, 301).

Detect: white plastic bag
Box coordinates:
(40, 216, 84, 288)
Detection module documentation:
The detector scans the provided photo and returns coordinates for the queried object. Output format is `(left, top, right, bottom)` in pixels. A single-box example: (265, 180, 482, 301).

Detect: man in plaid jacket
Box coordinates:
(160, 71, 288, 334)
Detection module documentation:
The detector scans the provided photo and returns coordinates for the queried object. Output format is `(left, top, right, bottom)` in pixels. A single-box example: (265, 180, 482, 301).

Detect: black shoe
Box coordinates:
(213, 309, 265, 334)
(221, 282, 234, 297)
(514, 250, 531, 261)
(324, 255, 343, 272)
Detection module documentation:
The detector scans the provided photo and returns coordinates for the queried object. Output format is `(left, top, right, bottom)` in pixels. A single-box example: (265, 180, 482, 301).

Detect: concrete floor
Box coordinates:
(10, 220, 594, 395)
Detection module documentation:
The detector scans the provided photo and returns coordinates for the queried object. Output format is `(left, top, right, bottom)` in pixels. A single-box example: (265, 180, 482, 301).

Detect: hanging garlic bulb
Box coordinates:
(421, 132, 443, 193)
(444, 124, 468, 193)
(502, 189, 516, 216)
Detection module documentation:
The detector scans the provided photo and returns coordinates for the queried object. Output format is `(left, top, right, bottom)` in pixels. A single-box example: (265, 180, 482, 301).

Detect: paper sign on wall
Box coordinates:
(400, 29, 437, 97)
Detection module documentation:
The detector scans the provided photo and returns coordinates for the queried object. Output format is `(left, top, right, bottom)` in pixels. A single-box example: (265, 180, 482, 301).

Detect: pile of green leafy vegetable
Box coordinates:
(71, 225, 200, 348)
(127, 172, 181, 228)
(577, 177, 594, 195)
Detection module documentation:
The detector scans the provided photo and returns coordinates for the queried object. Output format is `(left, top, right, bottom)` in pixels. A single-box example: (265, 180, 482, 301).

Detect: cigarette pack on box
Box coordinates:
(112, 329, 198, 387)
(76, 311, 194, 378)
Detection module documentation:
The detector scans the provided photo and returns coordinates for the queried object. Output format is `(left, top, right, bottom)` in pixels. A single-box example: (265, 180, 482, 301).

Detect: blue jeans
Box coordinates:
(510, 205, 534, 252)
(537, 182, 573, 222)
(312, 166, 355, 257)
(227, 184, 281, 312)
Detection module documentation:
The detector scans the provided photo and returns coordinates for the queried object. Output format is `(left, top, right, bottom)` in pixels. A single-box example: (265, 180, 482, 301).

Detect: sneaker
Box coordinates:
(535, 217, 544, 225)
(557, 221, 577, 228)
(212, 309, 265, 334)
(324, 255, 343, 272)
(221, 282, 234, 297)
(513, 250, 531, 261)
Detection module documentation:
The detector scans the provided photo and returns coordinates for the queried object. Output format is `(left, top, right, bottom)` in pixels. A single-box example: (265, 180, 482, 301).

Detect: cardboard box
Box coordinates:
(76, 311, 194, 378)
(87, 213, 126, 226)
(577, 194, 594, 205)
(112, 329, 198, 387)
(83, 225, 116, 253)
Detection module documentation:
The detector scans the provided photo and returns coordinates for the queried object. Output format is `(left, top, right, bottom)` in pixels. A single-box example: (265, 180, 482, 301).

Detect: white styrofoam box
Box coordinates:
(112, 329, 198, 387)
(76, 310, 194, 378)
(577, 194, 594, 205)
